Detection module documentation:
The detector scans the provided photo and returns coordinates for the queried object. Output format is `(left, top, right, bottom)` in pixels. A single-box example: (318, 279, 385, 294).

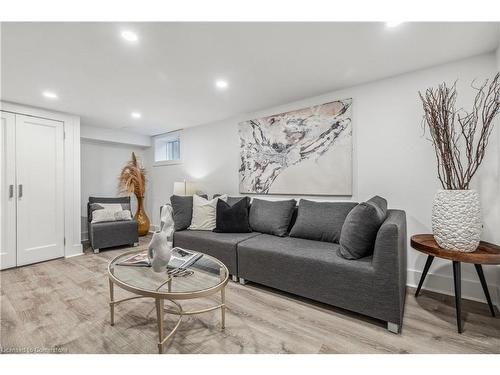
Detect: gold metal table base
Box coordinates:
(108, 267, 227, 354)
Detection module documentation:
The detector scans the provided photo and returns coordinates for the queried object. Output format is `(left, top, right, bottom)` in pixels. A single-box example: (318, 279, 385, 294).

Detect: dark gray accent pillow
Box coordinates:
(289, 200, 358, 243)
(170, 194, 208, 231)
(249, 198, 296, 237)
(214, 198, 251, 233)
(338, 196, 388, 260)
(227, 196, 250, 206)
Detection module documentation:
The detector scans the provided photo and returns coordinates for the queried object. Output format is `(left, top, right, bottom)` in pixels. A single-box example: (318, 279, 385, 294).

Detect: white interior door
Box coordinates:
(16, 114, 64, 266)
(0, 111, 17, 270)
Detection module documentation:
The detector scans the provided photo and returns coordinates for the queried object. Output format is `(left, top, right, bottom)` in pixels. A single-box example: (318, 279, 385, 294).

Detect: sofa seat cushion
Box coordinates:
(89, 220, 138, 250)
(238, 234, 373, 275)
(173, 230, 261, 275)
(236, 234, 397, 320)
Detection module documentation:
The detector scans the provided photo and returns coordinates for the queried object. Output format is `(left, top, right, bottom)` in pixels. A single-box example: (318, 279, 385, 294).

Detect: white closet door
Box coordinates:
(0, 111, 17, 269)
(16, 114, 64, 266)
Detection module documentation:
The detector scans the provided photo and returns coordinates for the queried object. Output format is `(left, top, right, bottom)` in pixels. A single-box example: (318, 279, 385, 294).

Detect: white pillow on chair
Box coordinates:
(188, 194, 228, 230)
(92, 209, 132, 223)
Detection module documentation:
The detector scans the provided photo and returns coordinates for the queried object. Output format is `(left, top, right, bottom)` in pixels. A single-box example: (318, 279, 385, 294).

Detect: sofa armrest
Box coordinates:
(373, 209, 406, 268)
(372, 209, 407, 323)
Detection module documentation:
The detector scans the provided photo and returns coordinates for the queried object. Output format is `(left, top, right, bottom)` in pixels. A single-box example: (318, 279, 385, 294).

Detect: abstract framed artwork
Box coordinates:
(238, 98, 352, 195)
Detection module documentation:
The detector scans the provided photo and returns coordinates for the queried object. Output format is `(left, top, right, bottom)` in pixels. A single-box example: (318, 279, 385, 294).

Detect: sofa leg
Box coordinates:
(387, 322, 400, 334)
(93, 248, 100, 254)
(231, 275, 238, 282)
(239, 278, 247, 285)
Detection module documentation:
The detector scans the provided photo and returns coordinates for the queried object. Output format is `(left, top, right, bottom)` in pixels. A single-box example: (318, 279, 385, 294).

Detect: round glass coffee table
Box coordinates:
(108, 249, 229, 353)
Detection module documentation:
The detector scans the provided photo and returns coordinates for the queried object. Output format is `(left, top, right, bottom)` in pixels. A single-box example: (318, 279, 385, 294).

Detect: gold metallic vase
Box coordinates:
(135, 196, 150, 236)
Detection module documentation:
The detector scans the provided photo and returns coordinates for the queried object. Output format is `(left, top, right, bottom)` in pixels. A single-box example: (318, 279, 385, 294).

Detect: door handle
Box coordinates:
(9, 184, 14, 199)
(18, 184, 23, 198)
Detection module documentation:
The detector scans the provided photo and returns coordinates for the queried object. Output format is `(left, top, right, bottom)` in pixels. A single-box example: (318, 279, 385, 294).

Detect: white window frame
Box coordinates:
(153, 130, 183, 167)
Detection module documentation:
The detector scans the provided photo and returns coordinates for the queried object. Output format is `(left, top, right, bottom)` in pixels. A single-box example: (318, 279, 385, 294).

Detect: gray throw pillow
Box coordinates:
(249, 198, 296, 236)
(338, 196, 388, 260)
(212, 195, 249, 207)
(170, 194, 208, 231)
(289, 200, 358, 243)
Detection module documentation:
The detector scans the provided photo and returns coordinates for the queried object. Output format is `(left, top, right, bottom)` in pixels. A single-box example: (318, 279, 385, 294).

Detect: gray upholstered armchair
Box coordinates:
(88, 196, 139, 253)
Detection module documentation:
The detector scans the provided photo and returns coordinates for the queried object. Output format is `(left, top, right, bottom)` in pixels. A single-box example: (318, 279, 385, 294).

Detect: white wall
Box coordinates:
(150, 53, 500, 307)
(81, 124, 151, 148)
(80, 138, 152, 240)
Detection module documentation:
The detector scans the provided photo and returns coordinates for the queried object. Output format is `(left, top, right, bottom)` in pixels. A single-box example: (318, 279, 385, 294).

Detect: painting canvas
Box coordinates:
(238, 98, 352, 195)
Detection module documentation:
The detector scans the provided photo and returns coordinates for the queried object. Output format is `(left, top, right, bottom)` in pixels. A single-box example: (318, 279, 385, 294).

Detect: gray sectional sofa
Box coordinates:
(172, 196, 407, 333)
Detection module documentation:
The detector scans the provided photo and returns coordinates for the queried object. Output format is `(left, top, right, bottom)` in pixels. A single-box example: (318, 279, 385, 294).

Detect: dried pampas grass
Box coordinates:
(118, 152, 146, 198)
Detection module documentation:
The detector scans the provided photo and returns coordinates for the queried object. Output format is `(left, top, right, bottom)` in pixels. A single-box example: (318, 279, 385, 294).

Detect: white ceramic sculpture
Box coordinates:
(432, 189, 481, 252)
(160, 204, 175, 241)
(148, 204, 175, 272)
(148, 230, 172, 273)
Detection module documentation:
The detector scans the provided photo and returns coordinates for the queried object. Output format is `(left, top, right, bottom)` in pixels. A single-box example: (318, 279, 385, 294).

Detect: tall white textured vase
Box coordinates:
(432, 189, 482, 252)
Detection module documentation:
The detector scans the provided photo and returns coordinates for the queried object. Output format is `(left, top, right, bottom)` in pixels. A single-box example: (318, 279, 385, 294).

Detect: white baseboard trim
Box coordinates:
(65, 244, 83, 258)
(407, 268, 500, 310)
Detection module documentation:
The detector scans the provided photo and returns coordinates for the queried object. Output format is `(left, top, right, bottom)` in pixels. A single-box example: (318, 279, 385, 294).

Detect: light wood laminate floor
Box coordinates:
(1, 236, 499, 354)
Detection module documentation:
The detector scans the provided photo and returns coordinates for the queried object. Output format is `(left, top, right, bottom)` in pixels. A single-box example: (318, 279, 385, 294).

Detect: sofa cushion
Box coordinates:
(338, 195, 388, 260)
(89, 220, 138, 250)
(189, 194, 228, 231)
(170, 194, 208, 231)
(289, 200, 357, 243)
(249, 198, 296, 236)
(173, 230, 261, 275)
(237, 234, 374, 305)
(237, 210, 406, 326)
(214, 198, 251, 233)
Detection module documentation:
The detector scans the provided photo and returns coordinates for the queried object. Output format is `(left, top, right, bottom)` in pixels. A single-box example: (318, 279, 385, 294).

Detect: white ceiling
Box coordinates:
(1, 22, 499, 135)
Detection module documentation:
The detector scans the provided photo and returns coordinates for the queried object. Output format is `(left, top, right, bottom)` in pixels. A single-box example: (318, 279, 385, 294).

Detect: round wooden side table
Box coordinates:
(410, 234, 500, 333)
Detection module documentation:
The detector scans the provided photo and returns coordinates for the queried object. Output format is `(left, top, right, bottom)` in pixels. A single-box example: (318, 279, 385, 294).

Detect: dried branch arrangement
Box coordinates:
(419, 72, 500, 189)
(118, 152, 146, 198)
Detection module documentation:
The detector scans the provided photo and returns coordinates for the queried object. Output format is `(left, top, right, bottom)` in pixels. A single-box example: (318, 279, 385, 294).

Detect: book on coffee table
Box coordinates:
(168, 247, 203, 270)
(116, 247, 203, 270)
(116, 252, 151, 267)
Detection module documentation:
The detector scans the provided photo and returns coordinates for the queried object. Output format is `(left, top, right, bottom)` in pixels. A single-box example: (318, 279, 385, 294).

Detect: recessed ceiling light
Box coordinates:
(215, 80, 228, 89)
(131, 112, 142, 119)
(42, 90, 58, 99)
(121, 30, 139, 42)
(386, 22, 403, 28)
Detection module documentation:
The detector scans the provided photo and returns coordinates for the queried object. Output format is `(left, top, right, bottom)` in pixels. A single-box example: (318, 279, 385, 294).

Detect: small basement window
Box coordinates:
(154, 131, 182, 166)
